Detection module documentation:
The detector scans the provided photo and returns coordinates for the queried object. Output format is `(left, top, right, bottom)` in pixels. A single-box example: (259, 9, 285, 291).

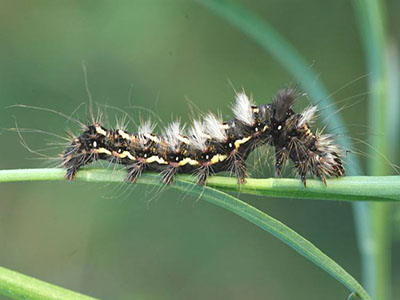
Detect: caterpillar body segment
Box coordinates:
(62, 88, 345, 186)
(63, 124, 111, 180)
(269, 89, 344, 186)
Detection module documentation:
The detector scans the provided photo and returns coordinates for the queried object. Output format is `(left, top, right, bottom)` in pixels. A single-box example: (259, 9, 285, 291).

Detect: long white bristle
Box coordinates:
(298, 106, 317, 127)
(138, 119, 156, 138)
(204, 113, 227, 142)
(163, 122, 184, 149)
(233, 92, 254, 126)
(189, 120, 208, 150)
(316, 133, 341, 154)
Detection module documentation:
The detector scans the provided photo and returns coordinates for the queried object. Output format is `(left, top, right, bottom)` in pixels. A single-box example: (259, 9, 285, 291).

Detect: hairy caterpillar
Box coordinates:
(62, 87, 345, 187)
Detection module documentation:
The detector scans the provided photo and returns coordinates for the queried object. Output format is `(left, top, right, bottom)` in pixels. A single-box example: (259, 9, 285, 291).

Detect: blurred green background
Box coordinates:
(0, 1, 399, 299)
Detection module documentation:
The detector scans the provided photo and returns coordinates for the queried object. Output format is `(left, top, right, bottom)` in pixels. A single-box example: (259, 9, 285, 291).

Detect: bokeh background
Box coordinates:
(0, 1, 399, 299)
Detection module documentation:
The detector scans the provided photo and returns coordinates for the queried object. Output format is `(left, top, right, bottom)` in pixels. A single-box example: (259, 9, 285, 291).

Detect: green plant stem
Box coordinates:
(1, 168, 399, 202)
(353, 0, 392, 299)
(0, 168, 372, 300)
(0, 265, 97, 300)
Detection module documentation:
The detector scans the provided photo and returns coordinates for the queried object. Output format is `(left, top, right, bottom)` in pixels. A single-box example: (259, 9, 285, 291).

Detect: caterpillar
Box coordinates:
(62, 87, 345, 187)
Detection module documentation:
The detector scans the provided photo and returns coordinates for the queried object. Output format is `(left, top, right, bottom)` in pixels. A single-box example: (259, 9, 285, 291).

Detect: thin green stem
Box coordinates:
(0, 265, 97, 300)
(0, 168, 372, 300)
(353, 0, 392, 299)
(1, 168, 399, 202)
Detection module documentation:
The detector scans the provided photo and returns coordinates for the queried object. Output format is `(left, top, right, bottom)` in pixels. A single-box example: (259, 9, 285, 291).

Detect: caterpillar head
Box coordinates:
(270, 88, 298, 135)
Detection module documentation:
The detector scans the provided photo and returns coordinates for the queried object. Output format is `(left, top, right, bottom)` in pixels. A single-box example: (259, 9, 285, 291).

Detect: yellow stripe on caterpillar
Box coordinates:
(302, 124, 314, 137)
(234, 136, 251, 150)
(94, 147, 112, 155)
(118, 151, 136, 161)
(118, 130, 131, 141)
(145, 155, 168, 164)
(95, 126, 108, 136)
(210, 154, 227, 164)
(156, 157, 168, 164)
(178, 157, 199, 166)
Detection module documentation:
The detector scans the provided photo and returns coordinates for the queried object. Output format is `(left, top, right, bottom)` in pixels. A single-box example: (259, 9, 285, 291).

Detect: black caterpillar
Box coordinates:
(63, 88, 344, 187)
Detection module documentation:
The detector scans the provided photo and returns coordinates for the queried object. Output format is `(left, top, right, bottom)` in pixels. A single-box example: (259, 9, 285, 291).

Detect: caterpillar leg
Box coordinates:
(63, 142, 94, 180)
(300, 172, 307, 187)
(233, 158, 247, 184)
(161, 167, 177, 184)
(318, 173, 327, 186)
(312, 166, 327, 186)
(310, 154, 343, 186)
(126, 163, 144, 183)
(274, 148, 287, 178)
(294, 162, 308, 187)
(312, 134, 345, 183)
(195, 166, 210, 185)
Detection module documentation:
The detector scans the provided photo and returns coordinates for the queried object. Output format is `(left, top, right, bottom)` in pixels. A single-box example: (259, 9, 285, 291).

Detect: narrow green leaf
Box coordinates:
(0, 265, 97, 300)
(179, 185, 372, 300)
